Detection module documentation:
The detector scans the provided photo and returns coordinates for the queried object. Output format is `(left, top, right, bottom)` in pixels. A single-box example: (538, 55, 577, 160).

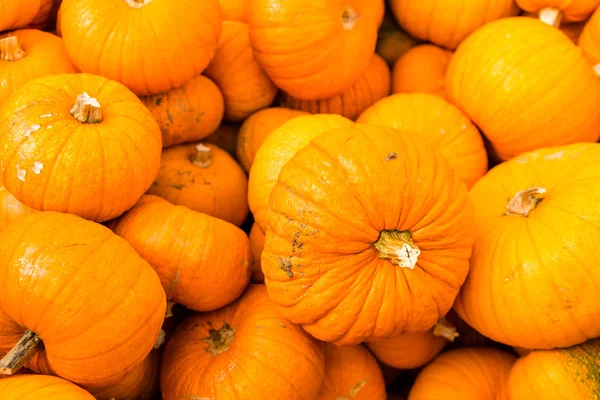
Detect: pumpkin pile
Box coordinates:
(1, 0, 600, 399)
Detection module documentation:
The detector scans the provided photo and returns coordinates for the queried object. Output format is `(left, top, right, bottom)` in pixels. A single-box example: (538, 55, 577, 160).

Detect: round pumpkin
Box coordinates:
(376, 13, 420, 66)
(392, 45, 453, 98)
(0, 1, 46, 32)
(249, 223, 266, 283)
(0, 30, 77, 105)
(59, 0, 222, 95)
(140, 75, 224, 148)
(447, 17, 600, 160)
(279, 54, 391, 121)
(517, 0, 600, 27)
(218, 0, 249, 21)
(408, 348, 516, 400)
(0, 73, 161, 222)
(0, 375, 95, 400)
(161, 284, 325, 400)
(0, 212, 165, 388)
(0, 182, 35, 230)
(204, 123, 239, 157)
(249, 0, 385, 100)
(455, 143, 600, 349)
(357, 93, 487, 189)
(579, 7, 600, 72)
(263, 123, 474, 344)
(112, 195, 252, 312)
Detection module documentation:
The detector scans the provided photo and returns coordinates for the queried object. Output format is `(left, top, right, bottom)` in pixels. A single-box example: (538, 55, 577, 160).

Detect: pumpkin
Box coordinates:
(205, 21, 277, 122)
(0, 1, 46, 31)
(0, 375, 95, 400)
(161, 284, 325, 400)
(249, 223, 266, 283)
(0, 73, 161, 222)
(446, 17, 600, 160)
(0, 30, 77, 105)
(454, 143, 600, 349)
(279, 54, 391, 121)
(508, 339, 600, 399)
(147, 143, 248, 226)
(27, 0, 54, 29)
(376, 13, 420, 66)
(522, 11, 588, 41)
(513, 347, 533, 356)
(59, 0, 222, 95)
(262, 123, 474, 344)
(236, 107, 309, 172)
(248, 114, 353, 233)
(0, 182, 35, 229)
(517, 0, 600, 27)
(218, 0, 249, 21)
(317, 344, 386, 400)
(112, 195, 252, 312)
(357, 93, 487, 189)
(408, 348, 516, 400)
(248, 0, 385, 100)
(579, 7, 600, 73)
(391, 45, 453, 99)
(204, 123, 239, 158)
(389, 0, 519, 49)
(0, 212, 165, 388)
(140, 75, 224, 148)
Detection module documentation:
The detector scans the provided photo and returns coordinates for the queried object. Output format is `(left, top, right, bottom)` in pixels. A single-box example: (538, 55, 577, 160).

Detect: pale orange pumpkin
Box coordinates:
(517, 0, 600, 27)
(249, 223, 266, 283)
(0, 375, 95, 400)
(392, 45, 453, 98)
(0, 182, 35, 230)
(579, 7, 600, 72)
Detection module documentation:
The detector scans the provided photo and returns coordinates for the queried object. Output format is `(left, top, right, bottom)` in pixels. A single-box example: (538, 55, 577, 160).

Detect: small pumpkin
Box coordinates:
(279, 54, 391, 121)
(60, 0, 222, 95)
(0, 1, 47, 32)
(376, 13, 420, 66)
(263, 124, 474, 344)
(249, 223, 266, 283)
(147, 143, 248, 226)
(391, 45, 453, 98)
(447, 17, 600, 160)
(249, 0, 385, 100)
(204, 123, 239, 158)
(218, 0, 249, 21)
(0, 182, 35, 230)
(579, 7, 600, 73)
(517, 0, 600, 27)
(161, 284, 325, 400)
(357, 93, 488, 189)
(0, 375, 95, 400)
(140, 75, 224, 148)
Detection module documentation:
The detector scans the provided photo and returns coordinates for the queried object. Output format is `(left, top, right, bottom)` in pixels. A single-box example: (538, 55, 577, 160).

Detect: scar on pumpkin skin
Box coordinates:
(386, 152, 397, 161)
(279, 257, 293, 278)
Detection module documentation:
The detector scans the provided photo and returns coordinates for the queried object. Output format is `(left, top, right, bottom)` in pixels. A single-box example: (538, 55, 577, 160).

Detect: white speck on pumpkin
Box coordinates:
(46, 125, 52, 129)
(24, 124, 41, 137)
(32, 161, 44, 174)
(18, 149, 26, 160)
(16, 166, 26, 182)
(40, 114, 53, 118)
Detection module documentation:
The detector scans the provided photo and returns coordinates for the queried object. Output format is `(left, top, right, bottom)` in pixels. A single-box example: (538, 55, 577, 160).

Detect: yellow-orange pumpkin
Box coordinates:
(0, 375, 95, 400)
(0, 1, 48, 32)
(0, 182, 35, 230)
(392, 45, 453, 98)
(249, 223, 266, 283)
(579, 7, 600, 72)
(218, 0, 249, 21)
(517, 0, 600, 27)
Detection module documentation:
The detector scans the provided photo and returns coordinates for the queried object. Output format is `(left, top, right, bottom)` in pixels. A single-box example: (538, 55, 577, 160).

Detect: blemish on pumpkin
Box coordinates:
(155, 97, 163, 106)
(167, 112, 174, 123)
(32, 161, 43, 175)
(386, 152, 397, 161)
(204, 323, 235, 356)
(348, 379, 367, 398)
(342, 6, 359, 30)
(39, 114, 52, 118)
(256, 325, 263, 330)
(16, 167, 26, 182)
(170, 184, 185, 190)
(279, 323, 286, 328)
(279, 257, 293, 278)
(46, 125, 52, 129)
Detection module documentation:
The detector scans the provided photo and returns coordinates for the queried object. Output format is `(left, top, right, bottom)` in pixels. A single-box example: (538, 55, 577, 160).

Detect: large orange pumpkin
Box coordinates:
(263, 124, 474, 344)
(447, 17, 600, 160)
(161, 285, 325, 400)
(0, 73, 161, 222)
(0, 182, 34, 229)
(249, 223, 266, 283)
(248, 0, 385, 100)
(517, 0, 600, 27)
(0, 212, 165, 388)
(0, 1, 47, 32)
(0, 375, 95, 400)
(218, 0, 249, 21)
(579, 7, 600, 72)
(455, 143, 600, 349)
(392, 45, 453, 98)
(59, 0, 222, 95)
(357, 93, 487, 189)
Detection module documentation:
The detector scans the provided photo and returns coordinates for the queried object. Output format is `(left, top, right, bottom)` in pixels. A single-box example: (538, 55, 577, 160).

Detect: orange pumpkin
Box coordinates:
(392, 45, 453, 98)
(447, 17, 600, 160)
(140, 75, 224, 148)
(0, 73, 161, 222)
(161, 284, 325, 400)
(579, 7, 600, 72)
(218, 0, 249, 21)
(27, 0, 54, 29)
(249, 223, 266, 283)
(0, 1, 47, 31)
(0, 212, 165, 388)
(112, 195, 252, 312)
(376, 13, 420, 66)
(248, 114, 353, 233)
(517, 0, 600, 27)
(204, 123, 239, 157)
(249, 0, 385, 100)
(205, 21, 277, 122)
(279, 54, 391, 121)
(60, 0, 222, 95)
(455, 143, 600, 349)
(390, 0, 519, 49)
(0, 30, 77, 105)
(408, 348, 516, 400)
(317, 344, 386, 400)
(263, 124, 474, 344)
(0, 182, 35, 229)
(357, 93, 487, 189)
(0, 375, 95, 400)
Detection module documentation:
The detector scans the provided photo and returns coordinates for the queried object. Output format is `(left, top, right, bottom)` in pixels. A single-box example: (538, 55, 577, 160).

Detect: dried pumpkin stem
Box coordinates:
(373, 230, 420, 269)
(0, 36, 26, 61)
(506, 187, 547, 217)
(153, 329, 166, 350)
(539, 7, 563, 28)
(342, 6, 358, 30)
(191, 144, 212, 168)
(433, 317, 459, 342)
(0, 330, 43, 375)
(165, 300, 176, 319)
(204, 323, 235, 356)
(124, 0, 152, 8)
(70, 92, 103, 124)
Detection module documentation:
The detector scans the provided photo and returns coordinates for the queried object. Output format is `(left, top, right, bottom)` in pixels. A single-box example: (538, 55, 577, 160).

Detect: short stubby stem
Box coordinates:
(342, 6, 358, 30)
(0, 36, 26, 61)
(124, 0, 152, 8)
(0, 330, 44, 375)
(191, 144, 212, 168)
(373, 230, 420, 269)
(204, 323, 235, 356)
(433, 317, 459, 342)
(539, 7, 563, 28)
(70, 92, 103, 124)
(506, 187, 547, 217)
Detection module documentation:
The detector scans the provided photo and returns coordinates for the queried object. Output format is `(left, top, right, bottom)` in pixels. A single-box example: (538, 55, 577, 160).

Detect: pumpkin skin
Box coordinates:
(357, 93, 487, 189)
(447, 17, 600, 160)
(59, 0, 222, 95)
(161, 284, 325, 400)
(140, 75, 224, 148)
(248, 114, 353, 233)
(0, 30, 77, 105)
(218, 0, 249, 21)
(517, 0, 600, 25)
(0, 73, 162, 223)
(204, 123, 239, 157)
(263, 124, 474, 344)
(0, 375, 95, 400)
(249, 223, 266, 283)
(0, 1, 45, 32)
(205, 21, 277, 122)
(392, 45, 453, 98)
(112, 195, 252, 312)
(408, 348, 516, 400)
(279, 54, 391, 121)
(27, 0, 54, 29)
(0, 212, 165, 388)
(0, 182, 35, 230)
(455, 143, 600, 349)
(376, 13, 420, 66)
(249, 0, 385, 100)
(579, 7, 600, 69)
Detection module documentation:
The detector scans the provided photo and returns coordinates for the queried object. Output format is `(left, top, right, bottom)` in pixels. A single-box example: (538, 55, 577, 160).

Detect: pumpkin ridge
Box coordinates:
(373, 230, 420, 269)
(0, 35, 26, 61)
(0, 329, 43, 375)
(204, 323, 235, 356)
(506, 187, 547, 217)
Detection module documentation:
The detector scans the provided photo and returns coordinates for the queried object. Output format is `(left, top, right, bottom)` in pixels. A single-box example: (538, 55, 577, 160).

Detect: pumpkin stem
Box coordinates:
(373, 230, 420, 269)
(0, 36, 26, 61)
(204, 323, 235, 356)
(0, 330, 43, 375)
(191, 144, 212, 168)
(539, 7, 563, 28)
(506, 187, 547, 217)
(433, 317, 459, 342)
(165, 300, 176, 318)
(342, 6, 358, 30)
(70, 92, 103, 124)
(124, 0, 152, 8)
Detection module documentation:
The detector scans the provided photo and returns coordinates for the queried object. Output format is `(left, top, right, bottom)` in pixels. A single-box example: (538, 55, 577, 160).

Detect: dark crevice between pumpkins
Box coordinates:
(0, 330, 44, 375)
(373, 229, 420, 270)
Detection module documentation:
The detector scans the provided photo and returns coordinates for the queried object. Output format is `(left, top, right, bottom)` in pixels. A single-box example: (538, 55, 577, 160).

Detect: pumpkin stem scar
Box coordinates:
(539, 7, 563, 28)
(0, 330, 44, 375)
(70, 92, 103, 124)
(124, 0, 152, 8)
(191, 144, 212, 168)
(373, 230, 420, 269)
(0, 36, 26, 61)
(433, 317, 459, 342)
(342, 6, 359, 30)
(506, 187, 547, 217)
(204, 323, 235, 356)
